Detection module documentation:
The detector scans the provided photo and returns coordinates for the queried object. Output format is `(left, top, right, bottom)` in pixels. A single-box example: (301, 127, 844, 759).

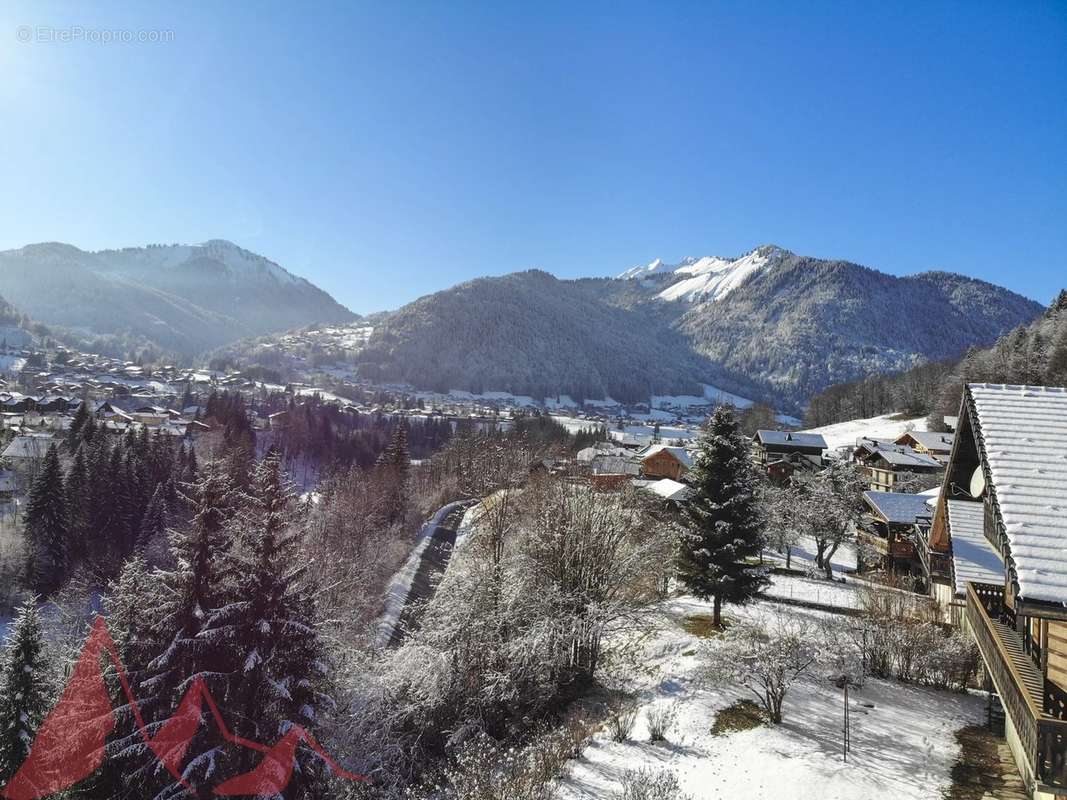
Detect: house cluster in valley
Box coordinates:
(761, 385, 1067, 799)
(551, 384, 1067, 798)
(3, 328, 1067, 794)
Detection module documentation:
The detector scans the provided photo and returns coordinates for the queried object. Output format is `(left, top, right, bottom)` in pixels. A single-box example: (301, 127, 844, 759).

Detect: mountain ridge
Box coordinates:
(349, 246, 1043, 409)
(0, 240, 356, 356)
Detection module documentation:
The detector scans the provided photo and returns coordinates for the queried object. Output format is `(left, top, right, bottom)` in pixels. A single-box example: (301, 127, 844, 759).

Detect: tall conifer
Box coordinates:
(678, 406, 768, 628)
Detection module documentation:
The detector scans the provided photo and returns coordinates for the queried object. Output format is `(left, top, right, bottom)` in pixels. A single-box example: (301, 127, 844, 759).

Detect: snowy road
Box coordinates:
(376, 500, 476, 648)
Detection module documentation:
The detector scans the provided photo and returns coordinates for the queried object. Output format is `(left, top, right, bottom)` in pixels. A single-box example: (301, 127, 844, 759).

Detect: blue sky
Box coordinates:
(1, 1, 1064, 314)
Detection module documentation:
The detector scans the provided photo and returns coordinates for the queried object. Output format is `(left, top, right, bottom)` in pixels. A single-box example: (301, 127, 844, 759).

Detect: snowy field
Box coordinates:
(801, 413, 929, 451)
(762, 571, 861, 610)
(0, 354, 27, 374)
(558, 594, 984, 800)
(607, 424, 698, 443)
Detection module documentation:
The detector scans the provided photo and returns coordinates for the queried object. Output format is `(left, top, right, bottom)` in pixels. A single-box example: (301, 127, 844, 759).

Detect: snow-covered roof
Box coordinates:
(755, 430, 827, 449)
(863, 491, 932, 525)
(645, 478, 691, 502)
(897, 431, 955, 452)
(946, 499, 1003, 597)
(869, 447, 943, 469)
(576, 444, 630, 463)
(2, 433, 54, 460)
(639, 444, 693, 467)
(969, 384, 1067, 606)
(856, 440, 943, 469)
(590, 455, 641, 476)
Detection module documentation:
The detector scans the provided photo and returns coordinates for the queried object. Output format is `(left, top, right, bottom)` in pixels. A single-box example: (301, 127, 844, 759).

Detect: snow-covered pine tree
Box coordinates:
(94, 555, 164, 800)
(0, 600, 51, 785)
(66, 401, 90, 452)
(106, 445, 137, 564)
(376, 420, 411, 522)
(138, 483, 168, 555)
(23, 444, 69, 595)
(65, 444, 90, 567)
(129, 461, 237, 797)
(678, 406, 768, 628)
(1048, 326, 1067, 386)
(198, 452, 330, 793)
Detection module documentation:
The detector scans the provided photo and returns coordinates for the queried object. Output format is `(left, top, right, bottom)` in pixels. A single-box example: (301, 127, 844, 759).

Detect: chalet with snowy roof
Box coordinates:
(0, 469, 15, 501)
(588, 454, 641, 477)
(852, 440, 943, 493)
(858, 491, 931, 580)
(639, 444, 692, 481)
(929, 384, 1067, 797)
(894, 430, 955, 463)
(639, 477, 691, 504)
(2, 432, 55, 488)
(576, 443, 631, 463)
(751, 430, 826, 471)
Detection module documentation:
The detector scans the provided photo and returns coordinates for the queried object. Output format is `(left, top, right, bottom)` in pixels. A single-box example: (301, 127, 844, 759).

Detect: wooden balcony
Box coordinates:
(967, 581, 1067, 789)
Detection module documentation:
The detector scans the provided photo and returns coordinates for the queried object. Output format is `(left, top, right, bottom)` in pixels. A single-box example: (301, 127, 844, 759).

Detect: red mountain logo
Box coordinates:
(1, 617, 366, 799)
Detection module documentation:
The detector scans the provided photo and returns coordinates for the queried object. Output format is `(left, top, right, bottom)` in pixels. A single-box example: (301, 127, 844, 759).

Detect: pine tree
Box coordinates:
(66, 401, 90, 452)
(23, 444, 69, 595)
(0, 600, 51, 785)
(1030, 331, 1048, 385)
(107, 446, 137, 565)
(198, 453, 329, 793)
(79, 413, 97, 445)
(1048, 327, 1067, 387)
(678, 406, 768, 628)
(131, 461, 237, 798)
(138, 483, 168, 555)
(65, 445, 90, 566)
(84, 433, 113, 568)
(376, 421, 411, 522)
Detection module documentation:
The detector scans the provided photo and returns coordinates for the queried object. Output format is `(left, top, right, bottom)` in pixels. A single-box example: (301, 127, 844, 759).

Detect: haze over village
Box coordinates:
(0, 3, 1065, 800)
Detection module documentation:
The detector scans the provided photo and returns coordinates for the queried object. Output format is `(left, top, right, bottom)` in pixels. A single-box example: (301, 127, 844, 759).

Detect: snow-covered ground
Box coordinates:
(801, 413, 929, 451)
(764, 535, 859, 577)
(0, 354, 28, 374)
(608, 424, 697, 444)
(763, 572, 861, 610)
(558, 594, 983, 800)
(652, 384, 754, 411)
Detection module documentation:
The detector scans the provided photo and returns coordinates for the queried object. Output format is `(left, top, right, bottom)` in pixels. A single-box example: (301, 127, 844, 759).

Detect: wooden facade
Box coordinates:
(938, 386, 1067, 798)
(640, 447, 690, 481)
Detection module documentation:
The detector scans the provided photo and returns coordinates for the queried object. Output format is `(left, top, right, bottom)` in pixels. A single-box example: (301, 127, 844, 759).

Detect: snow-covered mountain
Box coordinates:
(0, 241, 355, 355)
(618, 245, 786, 303)
(351, 247, 1043, 409)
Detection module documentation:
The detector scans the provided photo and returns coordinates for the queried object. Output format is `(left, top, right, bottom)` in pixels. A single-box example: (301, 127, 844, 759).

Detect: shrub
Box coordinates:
(606, 698, 640, 742)
(612, 769, 693, 800)
(646, 703, 678, 742)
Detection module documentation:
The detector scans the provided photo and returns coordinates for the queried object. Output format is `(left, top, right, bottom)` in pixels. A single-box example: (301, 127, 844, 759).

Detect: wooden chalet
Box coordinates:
(894, 430, 955, 464)
(858, 490, 931, 583)
(852, 439, 943, 492)
(751, 430, 826, 472)
(928, 384, 1067, 797)
(639, 444, 692, 481)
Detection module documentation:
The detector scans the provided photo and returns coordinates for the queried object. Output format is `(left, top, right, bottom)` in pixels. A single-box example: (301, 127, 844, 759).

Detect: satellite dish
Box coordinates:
(969, 466, 986, 499)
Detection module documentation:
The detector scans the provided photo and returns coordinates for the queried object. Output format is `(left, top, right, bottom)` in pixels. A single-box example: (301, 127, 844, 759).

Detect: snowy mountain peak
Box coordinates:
(618, 245, 791, 303)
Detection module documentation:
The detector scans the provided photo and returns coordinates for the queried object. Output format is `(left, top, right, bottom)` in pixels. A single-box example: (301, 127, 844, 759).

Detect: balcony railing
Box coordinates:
(967, 581, 1067, 789)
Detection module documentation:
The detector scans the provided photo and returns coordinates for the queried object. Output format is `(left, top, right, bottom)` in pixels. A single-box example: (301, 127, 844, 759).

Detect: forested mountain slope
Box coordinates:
(352, 249, 1042, 409)
(355, 270, 745, 403)
(0, 240, 355, 355)
(804, 290, 1067, 427)
(679, 252, 1043, 403)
